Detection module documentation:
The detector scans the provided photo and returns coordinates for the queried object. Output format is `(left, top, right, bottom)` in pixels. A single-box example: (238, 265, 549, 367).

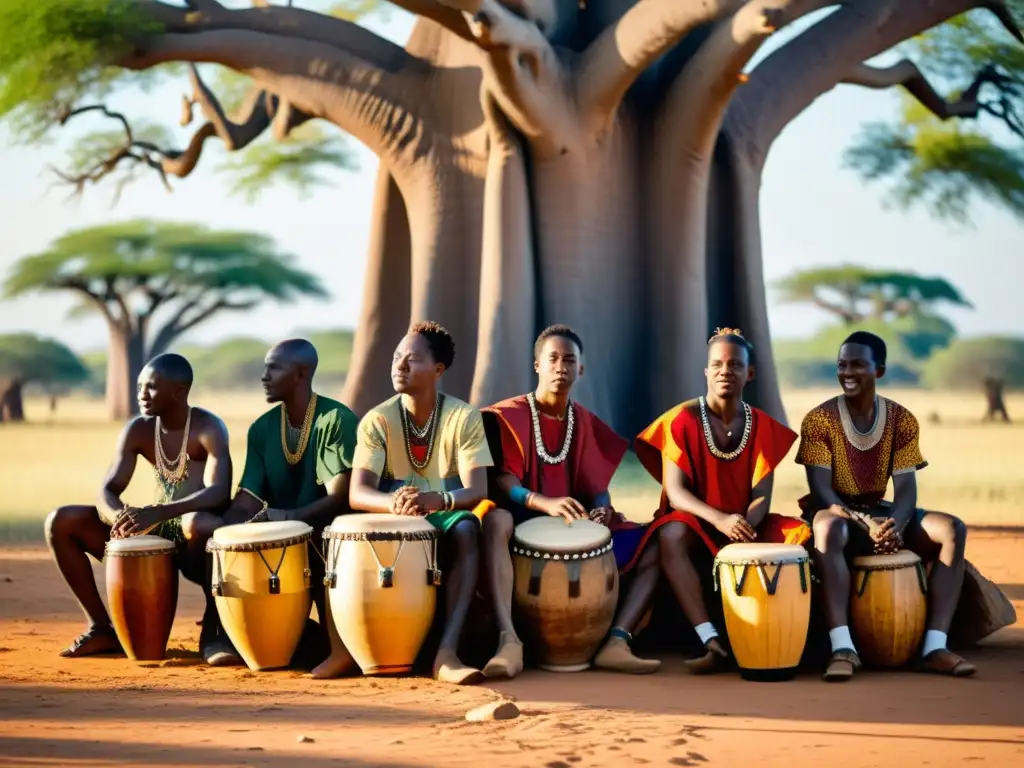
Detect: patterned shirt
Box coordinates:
(795, 395, 927, 510)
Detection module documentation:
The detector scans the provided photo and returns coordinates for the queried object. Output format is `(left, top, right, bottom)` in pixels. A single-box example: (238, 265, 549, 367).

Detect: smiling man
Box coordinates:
(796, 331, 974, 682)
(633, 329, 810, 673)
(44, 353, 236, 664)
(348, 321, 494, 685)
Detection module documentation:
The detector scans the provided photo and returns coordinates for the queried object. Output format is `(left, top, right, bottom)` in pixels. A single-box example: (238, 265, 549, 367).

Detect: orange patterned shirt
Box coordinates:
(795, 396, 927, 511)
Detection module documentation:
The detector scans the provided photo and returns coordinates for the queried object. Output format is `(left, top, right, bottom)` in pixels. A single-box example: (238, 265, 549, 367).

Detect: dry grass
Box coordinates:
(1, 388, 1021, 541)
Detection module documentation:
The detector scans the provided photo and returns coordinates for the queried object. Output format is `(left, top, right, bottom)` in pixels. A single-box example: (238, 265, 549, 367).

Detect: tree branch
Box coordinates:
(57, 279, 117, 326)
(728, 0, 1022, 163)
(385, 0, 475, 43)
(577, 0, 747, 130)
(842, 59, 995, 120)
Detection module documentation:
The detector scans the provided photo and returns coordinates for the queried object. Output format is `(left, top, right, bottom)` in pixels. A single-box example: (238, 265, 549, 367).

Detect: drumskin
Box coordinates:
(630, 400, 811, 563)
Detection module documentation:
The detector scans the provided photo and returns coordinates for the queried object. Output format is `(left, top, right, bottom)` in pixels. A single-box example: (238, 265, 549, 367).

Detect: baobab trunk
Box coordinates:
(0, 378, 25, 423)
(105, 325, 146, 421)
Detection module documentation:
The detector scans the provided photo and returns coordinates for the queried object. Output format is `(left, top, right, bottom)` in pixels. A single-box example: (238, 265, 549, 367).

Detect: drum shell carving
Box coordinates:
(850, 550, 927, 668)
(715, 543, 811, 681)
(105, 542, 178, 662)
(208, 522, 313, 672)
(324, 514, 439, 676)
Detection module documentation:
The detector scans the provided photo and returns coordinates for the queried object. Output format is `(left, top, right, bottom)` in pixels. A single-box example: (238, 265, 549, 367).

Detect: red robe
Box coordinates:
(624, 399, 811, 569)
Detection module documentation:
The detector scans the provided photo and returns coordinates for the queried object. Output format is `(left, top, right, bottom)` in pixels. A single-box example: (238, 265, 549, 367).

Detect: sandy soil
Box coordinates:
(1, 531, 1022, 768)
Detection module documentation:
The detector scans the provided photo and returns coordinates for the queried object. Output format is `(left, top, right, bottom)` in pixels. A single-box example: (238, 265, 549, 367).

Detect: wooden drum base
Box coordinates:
(539, 662, 591, 673)
(738, 666, 798, 682)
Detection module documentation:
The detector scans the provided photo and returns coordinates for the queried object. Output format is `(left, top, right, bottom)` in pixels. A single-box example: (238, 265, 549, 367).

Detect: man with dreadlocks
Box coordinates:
(348, 322, 494, 685)
(632, 328, 811, 673)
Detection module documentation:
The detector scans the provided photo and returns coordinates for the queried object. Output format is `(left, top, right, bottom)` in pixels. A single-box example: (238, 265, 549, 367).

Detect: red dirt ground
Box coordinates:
(1, 531, 1022, 767)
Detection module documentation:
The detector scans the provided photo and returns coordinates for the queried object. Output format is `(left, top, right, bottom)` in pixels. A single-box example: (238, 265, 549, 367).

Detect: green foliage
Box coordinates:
(921, 336, 1024, 388)
(64, 120, 175, 176)
(0, 334, 89, 387)
(220, 124, 358, 204)
(2, 219, 329, 308)
(845, 4, 1024, 224)
(0, 0, 162, 140)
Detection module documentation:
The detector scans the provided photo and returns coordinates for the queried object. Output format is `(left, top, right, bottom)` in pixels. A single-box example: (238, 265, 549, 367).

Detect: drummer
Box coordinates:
(44, 353, 237, 665)
(481, 325, 662, 677)
(633, 328, 811, 673)
(796, 331, 975, 681)
(220, 338, 359, 679)
(348, 321, 494, 685)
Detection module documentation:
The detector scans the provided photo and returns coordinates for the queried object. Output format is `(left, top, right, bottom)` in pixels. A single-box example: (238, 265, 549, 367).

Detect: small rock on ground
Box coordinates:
(465, 700, 520, 722)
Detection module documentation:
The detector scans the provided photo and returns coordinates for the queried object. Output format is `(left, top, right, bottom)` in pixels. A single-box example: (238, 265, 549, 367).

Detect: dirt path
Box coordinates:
(1, 531, 1022, 767)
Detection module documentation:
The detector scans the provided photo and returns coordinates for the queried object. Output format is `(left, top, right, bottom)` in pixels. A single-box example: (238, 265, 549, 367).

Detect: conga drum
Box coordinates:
(105, 535, 179, 661)
(714, 543, 811, 681)
(511, 517, 619, 672)
(207, 521, 313, 671)
(850, 550, 927, 667)
(322, 514, 440, 675)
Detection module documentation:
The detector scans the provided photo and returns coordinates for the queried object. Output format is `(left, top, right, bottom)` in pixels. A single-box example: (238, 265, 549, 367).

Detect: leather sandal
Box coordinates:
(59, 626, 122, 658)
(823, 648, 861, 682)
(917, 649, 977, 678)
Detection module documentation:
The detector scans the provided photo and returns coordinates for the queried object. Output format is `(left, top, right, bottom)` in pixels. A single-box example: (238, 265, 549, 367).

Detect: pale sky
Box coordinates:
(1, 6, 1022, 354)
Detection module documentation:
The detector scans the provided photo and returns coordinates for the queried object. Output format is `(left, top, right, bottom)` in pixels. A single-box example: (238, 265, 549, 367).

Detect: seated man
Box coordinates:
(45, 353, 236, 664)
(221, 339, 358, 679)
(349, 322, 494, 686)
(634, 329, 810, 673)
(482, 325, 662, 678)
(796, 331, 974, 681)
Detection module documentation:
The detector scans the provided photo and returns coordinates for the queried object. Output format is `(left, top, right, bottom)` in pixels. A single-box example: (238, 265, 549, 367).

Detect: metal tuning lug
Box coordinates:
(269, 574, 281, 595)
(210, 581, 223, 597)
(323, 571, 338, 589)
(303, 568, 312, 589)
(378, 566, 395, 589)
(428, 568, 442, 587)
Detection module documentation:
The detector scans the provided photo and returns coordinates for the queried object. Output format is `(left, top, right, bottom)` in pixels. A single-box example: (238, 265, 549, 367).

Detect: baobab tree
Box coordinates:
(1, 0, 1020, 434)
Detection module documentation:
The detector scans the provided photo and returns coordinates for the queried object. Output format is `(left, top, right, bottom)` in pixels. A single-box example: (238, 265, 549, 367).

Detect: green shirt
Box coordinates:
(238, 395, 358, 510)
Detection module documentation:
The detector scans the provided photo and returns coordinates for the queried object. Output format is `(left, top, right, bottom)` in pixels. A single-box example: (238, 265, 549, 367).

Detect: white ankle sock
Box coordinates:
(921, 630, 948, 657)
(829, 626, 856, 653)
(695, 622, 719, 645)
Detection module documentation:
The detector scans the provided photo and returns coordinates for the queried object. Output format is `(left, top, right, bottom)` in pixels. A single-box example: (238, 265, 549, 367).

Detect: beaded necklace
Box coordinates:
(698, 396, 751, 461)
(527, 392, 574, 465)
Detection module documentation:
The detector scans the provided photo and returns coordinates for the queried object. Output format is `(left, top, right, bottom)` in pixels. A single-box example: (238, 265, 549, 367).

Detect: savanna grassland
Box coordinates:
(1, 388, 1020, 541)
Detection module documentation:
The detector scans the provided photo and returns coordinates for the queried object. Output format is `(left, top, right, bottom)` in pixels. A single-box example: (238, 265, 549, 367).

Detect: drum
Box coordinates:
(850, 550, 927, 667)
(323, 514, 440, 675)
(104, 535, 179, 662)
(714, 542, 811, 681)
(207, 521, 313, 671)
(511, 517, 618, 672)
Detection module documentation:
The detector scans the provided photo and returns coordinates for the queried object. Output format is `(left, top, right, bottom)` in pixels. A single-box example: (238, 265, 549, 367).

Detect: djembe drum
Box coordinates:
(849, 550, 927, 667)
(323, 514, 441, 675)
(714, 542, 811, 681)
(511, 517, 619, 672)
(105, 534, 179, 661)
(207, 521, 313, 671)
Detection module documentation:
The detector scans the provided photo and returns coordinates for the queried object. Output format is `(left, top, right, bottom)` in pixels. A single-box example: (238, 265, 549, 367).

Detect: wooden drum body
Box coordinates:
(105, 535, 179, 662)
(715, 543, 811, 681)
(207, 521, 313, 671)
(323, 514, 440, 676)
(850, 550, 927, 668)
(511, 517, 619, 672)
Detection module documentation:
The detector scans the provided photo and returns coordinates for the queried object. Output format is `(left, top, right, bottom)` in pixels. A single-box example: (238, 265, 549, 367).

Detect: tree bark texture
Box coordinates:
(121, 0, 1005, 435)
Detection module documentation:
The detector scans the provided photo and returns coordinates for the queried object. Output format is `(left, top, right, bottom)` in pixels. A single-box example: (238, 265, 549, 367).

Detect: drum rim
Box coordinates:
(511, 538, 614, 561)
(851, 551, 922, 571)
(104, 536, 177, 556)
(322, 529, 439, 542)
(713, 553, 810, 567)
(205, 531, 312, 552)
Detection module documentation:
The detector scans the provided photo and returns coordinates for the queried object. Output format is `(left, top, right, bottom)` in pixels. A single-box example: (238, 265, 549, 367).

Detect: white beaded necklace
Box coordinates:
(698, 396, 751, 461)
(527, 392, 574, 465)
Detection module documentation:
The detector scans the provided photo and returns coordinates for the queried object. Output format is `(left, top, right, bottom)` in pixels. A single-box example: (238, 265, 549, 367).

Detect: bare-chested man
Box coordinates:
(44, 353, 238, 665)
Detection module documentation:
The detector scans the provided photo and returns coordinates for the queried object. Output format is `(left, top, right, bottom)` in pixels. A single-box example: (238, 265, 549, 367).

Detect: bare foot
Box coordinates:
(434, 648, 484, 685)
(917, 648, 977, 678)
(593, 636, 661, 675)
(683, 636, 730, 675)
(482, 631, 524, 679)
(60, 626, 122, 658)
(311, 649, 356, 680)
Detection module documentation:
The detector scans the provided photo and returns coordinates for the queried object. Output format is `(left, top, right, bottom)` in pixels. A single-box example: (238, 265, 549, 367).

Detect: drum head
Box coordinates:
(716, 542, 808, 564)
(105, 534, 176, 555)
(852, 549, 921, 569)
(513, 517, 610, 555)
(210, 520, 312, 551)
(323, 513, 437, 541)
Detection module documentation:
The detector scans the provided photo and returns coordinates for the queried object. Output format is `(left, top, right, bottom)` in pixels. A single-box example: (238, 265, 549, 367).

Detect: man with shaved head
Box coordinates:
(222, 339, 359, 678)
(45, 353, 237, 665)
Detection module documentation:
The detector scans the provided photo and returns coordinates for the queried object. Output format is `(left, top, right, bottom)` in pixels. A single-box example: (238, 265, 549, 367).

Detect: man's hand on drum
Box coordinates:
(715, 512, 757, 542)
(110, 505, 149, 539)
(542, 496, 588, 523)
(390, 486, 426, 516)
(870, 517, 902, 553)
(588, 506, 621, 526)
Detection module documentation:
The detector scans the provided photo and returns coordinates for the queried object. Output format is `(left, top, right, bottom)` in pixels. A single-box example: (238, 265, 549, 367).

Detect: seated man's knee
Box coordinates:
(45, 505, 87, 544)
(451, 519, 479, 551)
(180, 511, 222, 542)
(658, 522, 692, 557)
(812, 512, 848, 550)
(482, 508, 514, 542)
(924, 512, 967, 548)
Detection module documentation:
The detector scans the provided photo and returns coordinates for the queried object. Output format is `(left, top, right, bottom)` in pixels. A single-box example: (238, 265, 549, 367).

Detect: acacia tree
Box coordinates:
(0, 335, 90, 423)
(1, 1, 1021, 434)
(2, 220, 327, 419)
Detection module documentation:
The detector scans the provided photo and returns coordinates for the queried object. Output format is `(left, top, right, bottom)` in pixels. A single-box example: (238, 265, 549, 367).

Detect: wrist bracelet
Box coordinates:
(508, 485, 530, 507)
